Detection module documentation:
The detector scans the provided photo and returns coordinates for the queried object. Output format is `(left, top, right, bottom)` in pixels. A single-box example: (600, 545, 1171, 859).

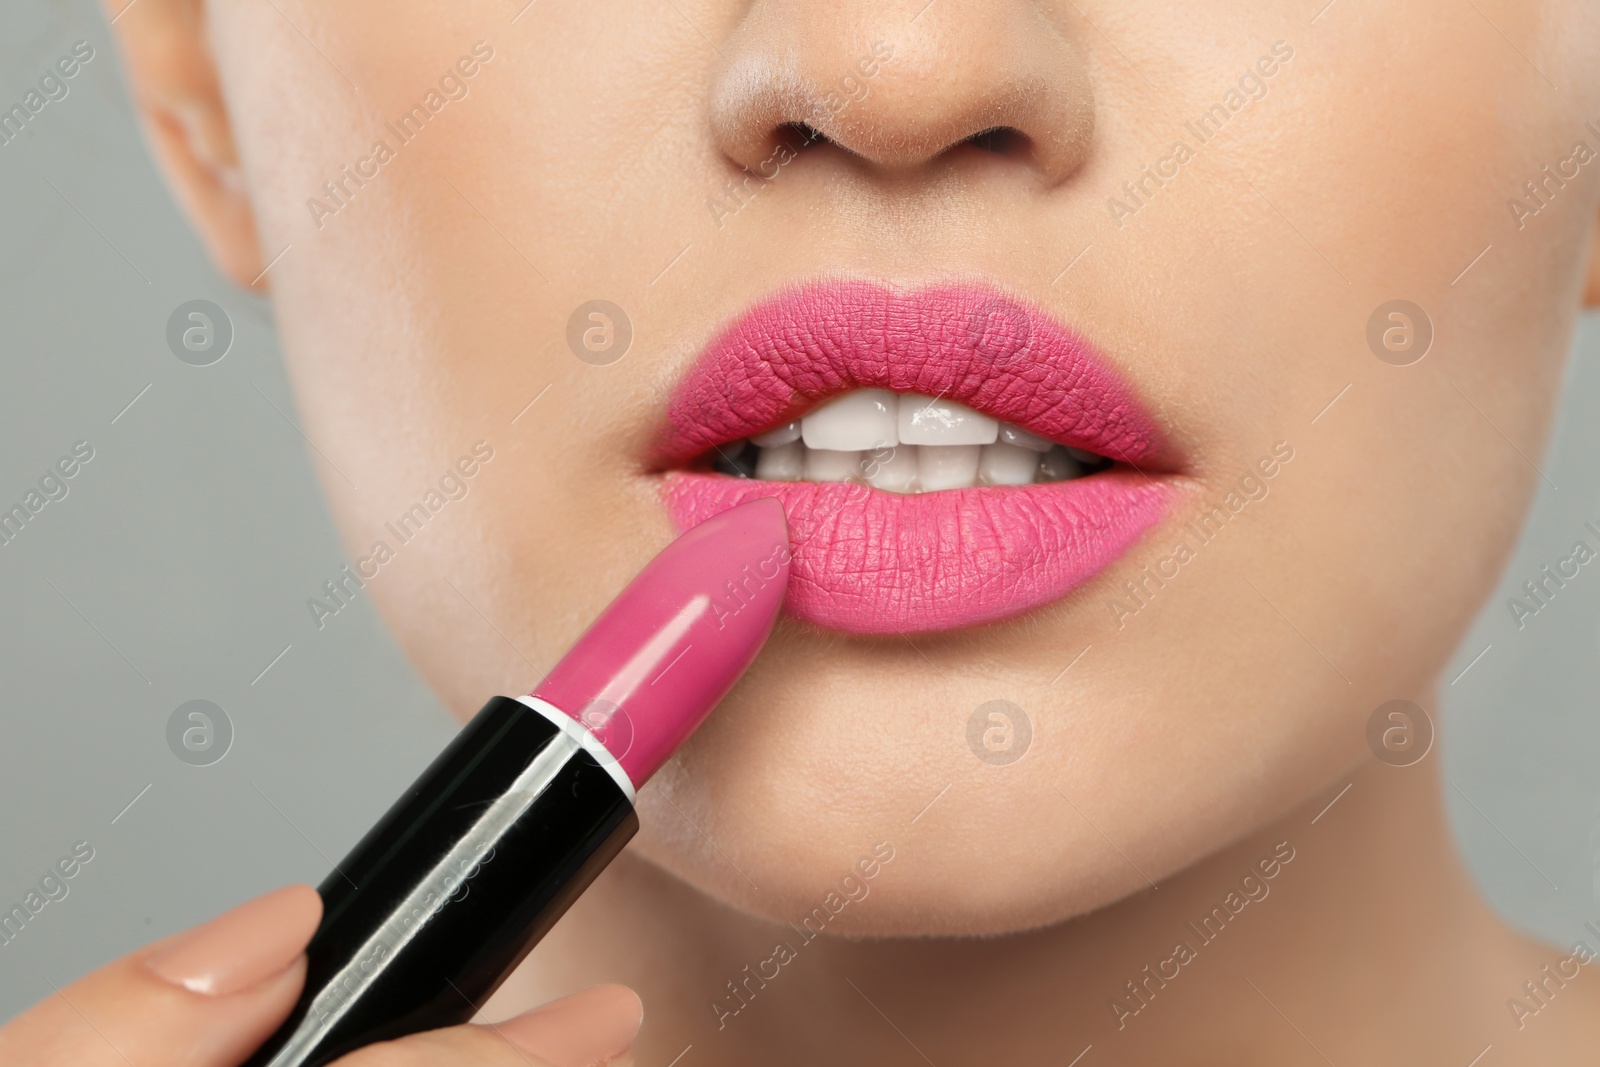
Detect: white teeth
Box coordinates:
(999, 423, 1053, 452)
(751, 421, 801, 447)
(864, 444, 918, 493)
(801, 389, 898, 451)
(718, 390, 1107, 492)
(898, 393, 999, 446)
(918, 444, 981, 491)
(755, 440, 804, 481)
(804, 448, 862, 483)
(978, 442, 1039, 486)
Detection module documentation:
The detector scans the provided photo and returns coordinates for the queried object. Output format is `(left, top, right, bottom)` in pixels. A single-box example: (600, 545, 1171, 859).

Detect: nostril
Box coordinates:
(964, 127, 1028, 155)
(779, 121, 828, 148)
(708, 5, 1095, 184)
(770, 122, 1030, 166)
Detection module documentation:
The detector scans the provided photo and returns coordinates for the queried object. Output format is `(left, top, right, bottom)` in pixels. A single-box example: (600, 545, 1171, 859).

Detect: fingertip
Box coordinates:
(273, 883, 325, 940)
(145, 883, 323, 997)
(496, 984, 643, 1067)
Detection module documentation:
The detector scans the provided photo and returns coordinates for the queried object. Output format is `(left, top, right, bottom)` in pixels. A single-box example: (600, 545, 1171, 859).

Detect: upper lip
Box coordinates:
(652, 280, 1173, 469)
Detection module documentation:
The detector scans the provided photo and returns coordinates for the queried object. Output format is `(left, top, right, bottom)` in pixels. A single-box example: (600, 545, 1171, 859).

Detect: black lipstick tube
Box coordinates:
(242, 696, 637, 1067)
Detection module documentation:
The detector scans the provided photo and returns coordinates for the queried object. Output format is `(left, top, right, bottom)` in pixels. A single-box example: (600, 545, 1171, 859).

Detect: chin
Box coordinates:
(626, 783, 1165, 939)
(617, 696, 1171, 939)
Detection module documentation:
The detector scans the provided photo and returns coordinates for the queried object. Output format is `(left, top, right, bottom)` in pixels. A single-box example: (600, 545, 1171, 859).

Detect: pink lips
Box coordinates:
(656, 283, 1176, 635)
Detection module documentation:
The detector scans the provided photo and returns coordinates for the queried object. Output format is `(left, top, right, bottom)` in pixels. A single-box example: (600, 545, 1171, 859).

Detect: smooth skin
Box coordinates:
(19, 0, 1600, 1062)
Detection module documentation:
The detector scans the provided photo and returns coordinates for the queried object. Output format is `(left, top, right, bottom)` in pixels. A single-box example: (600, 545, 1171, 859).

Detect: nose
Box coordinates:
(708, 0, 1095, 185)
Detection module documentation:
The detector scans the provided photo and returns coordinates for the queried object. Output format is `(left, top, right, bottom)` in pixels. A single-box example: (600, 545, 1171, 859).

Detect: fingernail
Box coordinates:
(497, 984, 643, 1067)
(146, 884, 322, 996)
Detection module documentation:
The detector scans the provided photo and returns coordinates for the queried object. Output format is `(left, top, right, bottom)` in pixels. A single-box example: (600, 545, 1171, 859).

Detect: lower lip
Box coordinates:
(664, 471, 1173, 634)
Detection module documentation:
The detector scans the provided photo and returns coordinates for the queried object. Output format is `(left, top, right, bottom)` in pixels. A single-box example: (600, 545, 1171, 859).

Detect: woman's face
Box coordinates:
(137, 0, 1600, 934)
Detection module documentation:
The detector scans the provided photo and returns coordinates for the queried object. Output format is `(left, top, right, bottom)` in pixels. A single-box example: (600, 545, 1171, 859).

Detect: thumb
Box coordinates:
(490, 985, 644, 1067)
(0, 884, 321, 1067)
(337, 985, 644, 1067)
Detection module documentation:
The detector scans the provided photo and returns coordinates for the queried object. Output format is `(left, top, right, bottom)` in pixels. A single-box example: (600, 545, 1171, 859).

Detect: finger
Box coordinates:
(336, 984, 643, 1067)
(490, 985, 642, 1067)
(0, 884, 321, 1067)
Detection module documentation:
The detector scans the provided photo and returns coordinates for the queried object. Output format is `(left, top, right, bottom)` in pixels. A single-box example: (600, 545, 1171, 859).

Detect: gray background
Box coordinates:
(1, 0, 1597, 1022)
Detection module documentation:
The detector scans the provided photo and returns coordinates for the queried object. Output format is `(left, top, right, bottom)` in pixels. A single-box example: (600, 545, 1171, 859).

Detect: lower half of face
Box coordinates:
(209, 0, 1599, 933)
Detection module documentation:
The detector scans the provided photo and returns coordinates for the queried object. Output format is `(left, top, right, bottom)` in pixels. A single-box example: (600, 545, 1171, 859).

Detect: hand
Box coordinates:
(0, 885, 642, 1067)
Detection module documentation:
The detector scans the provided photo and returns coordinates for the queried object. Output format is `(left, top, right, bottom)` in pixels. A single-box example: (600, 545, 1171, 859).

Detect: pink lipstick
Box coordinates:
(244, 499, 789, 1067)
(656, 282, 1178, 634)
(531, 496, 791, 787)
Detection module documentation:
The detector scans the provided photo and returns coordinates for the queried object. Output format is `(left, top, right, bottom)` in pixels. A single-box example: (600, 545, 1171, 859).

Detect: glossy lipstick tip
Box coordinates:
(530, 498, 789, 787)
